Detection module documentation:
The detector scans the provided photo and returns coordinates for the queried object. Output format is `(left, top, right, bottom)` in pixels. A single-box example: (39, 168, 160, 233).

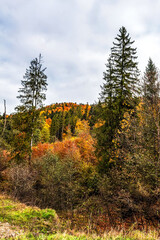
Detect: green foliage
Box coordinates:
(49, 104, 91, 141)
(143, 58, 159, 105)
(16, 54, 47, 110)
(33, 128, 41, 145)
(13, 54, 48, 162)
(99, 151, 160, 222)
(32, 153, 85, 210)
(0, 115, 13, 150)
(0, 196, 58, 235)
(50, 114, 60, 141)
(111, 27, 139, 110)
(96, 26, 140, 169)
(142, 58, 160, 160)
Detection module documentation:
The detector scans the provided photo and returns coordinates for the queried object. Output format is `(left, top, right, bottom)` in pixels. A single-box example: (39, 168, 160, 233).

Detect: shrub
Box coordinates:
(8, 164, 37, 203)
(33, 153, 85, 210)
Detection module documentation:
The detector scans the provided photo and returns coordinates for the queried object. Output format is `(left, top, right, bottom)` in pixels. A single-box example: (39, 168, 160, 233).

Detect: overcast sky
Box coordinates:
(1, 0, 160, 114)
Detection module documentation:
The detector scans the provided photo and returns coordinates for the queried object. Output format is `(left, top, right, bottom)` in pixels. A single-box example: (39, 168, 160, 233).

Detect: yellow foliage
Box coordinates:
(94, 120, 105, 128)
(40, 110, 45, 116)
(75, 119, 90, 135)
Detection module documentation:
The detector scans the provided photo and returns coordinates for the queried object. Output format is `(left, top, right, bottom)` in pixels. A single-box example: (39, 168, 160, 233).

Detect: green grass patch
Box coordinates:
(0, 195, 58, 234)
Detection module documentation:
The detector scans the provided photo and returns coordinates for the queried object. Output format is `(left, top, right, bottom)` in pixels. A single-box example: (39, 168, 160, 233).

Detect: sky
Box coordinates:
(1, 0, 160, 114)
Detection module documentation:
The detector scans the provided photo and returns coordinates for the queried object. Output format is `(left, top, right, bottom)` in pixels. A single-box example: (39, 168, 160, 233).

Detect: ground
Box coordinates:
(0, 194, 159, 240)
(0, 221, 23, 238)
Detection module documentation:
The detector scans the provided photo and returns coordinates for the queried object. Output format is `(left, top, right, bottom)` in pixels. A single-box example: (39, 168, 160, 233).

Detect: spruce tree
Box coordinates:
(16, 54, 47, 110)
(142, 58, 160, 160)
(96, 26, 139, 169)
(111, 26, 139, 118)
(143, 58, 159, 105)
(14, 54, 48, 162)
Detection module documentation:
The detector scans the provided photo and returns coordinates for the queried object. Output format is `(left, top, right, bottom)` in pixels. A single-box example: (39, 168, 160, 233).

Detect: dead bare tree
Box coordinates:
(1, 99, 6, 137)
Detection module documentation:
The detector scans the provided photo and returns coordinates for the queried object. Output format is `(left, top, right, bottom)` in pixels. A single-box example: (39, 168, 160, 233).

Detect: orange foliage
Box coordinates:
(41, 102, 91, 116)
(52, 139, 81, 161)
(75, 134, 96, 164)
(0, 150, 11, 162)
(32, 143, 54, 159)
(32, 135, 97, 165)
(94, 120, 105, 128)
(45, 118, 52, 126)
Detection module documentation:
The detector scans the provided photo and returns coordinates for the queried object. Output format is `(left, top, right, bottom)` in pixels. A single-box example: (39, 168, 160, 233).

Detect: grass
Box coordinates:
(0, 194, 58, 234)
(1, 231, 160, 240)
(0, 194, 159, 240)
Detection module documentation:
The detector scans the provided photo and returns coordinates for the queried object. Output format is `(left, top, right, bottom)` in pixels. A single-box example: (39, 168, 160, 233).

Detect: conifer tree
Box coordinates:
(16, 54, 47, 110)
(96, 26, 139, 169)
(58, 111, 65, 140)
(143, 58, 159, 105)
(14, 54, 48, 162)
(142, 58, 160, 160)
(111, 26, 139, 118)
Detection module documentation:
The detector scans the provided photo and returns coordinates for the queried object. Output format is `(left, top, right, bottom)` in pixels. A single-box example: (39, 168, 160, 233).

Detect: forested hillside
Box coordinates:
(0, 27, 160, 239)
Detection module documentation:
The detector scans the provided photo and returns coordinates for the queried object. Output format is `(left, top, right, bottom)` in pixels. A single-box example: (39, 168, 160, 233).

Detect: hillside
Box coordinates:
(0, 102, 95, 146)
(0, 194, 159, 240)
(0, 100, 160, 236)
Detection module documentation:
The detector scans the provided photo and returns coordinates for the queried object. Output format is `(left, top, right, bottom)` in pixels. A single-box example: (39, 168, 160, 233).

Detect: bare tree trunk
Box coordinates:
(1, 100, 6, 137)
(155, 103, 160, 163)
(157, 104, 160, 163)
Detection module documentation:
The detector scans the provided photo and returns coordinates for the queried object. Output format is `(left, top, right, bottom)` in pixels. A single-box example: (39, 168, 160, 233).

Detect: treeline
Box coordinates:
(41, 102, 92, 141)
(0, 102, 95, 149)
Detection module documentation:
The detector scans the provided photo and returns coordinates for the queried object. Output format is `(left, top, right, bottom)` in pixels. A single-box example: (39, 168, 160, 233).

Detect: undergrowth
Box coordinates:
(0, 194, 159, 240)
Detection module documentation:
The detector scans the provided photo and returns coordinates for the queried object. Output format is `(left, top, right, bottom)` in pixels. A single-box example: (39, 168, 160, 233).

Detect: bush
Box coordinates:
(98, 152, 160, 227)
(8, 164, 37, 203)
(8, 151, 96, 211)
(33, 153, 86, 210)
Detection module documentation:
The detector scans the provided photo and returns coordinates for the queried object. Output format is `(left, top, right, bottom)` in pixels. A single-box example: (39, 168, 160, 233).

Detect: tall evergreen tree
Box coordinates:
(50, 114, 60, 142)
(143, 58, 159, 105)
(100, 55, 115, 106)
(142, 58, 160, 160)
(96, 26, 139, 169)
(17, 54, 47, 110)
(111, 26, 139, 118)
(14, 54, 48, 162)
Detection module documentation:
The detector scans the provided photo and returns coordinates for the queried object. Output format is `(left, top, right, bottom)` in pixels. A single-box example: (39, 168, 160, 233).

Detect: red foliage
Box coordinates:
(32, 135, 97, 165)
(52, 139, 81, 161)
(32, 143, 54, 159)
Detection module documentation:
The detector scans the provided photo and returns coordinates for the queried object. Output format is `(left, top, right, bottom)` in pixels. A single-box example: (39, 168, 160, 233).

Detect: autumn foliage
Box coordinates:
(32, 134, 96, 165)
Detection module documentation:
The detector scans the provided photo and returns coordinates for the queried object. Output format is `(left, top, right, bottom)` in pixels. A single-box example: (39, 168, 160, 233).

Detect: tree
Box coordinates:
(96, 55, 117, 168)
(142, 58, 160, 160)
(143, 58, 159, 105)
(50, 114, 60, 142)
(96, 26, 139, 169)
(1, 100, 7, 138)
(111, 26, 139, 117)
(14, 54, 48, 162)
(17, 54, 47, 110)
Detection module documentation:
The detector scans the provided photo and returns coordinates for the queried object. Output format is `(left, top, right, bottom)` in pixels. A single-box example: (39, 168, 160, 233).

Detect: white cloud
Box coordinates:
(1, 0, 160, 113)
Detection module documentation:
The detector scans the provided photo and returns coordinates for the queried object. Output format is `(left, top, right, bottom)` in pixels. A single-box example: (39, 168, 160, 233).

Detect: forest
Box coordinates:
(0, 27, 160, 239)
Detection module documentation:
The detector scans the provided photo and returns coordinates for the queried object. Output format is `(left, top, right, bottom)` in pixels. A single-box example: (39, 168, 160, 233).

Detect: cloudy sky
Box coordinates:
(0, 0, 160, 114)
